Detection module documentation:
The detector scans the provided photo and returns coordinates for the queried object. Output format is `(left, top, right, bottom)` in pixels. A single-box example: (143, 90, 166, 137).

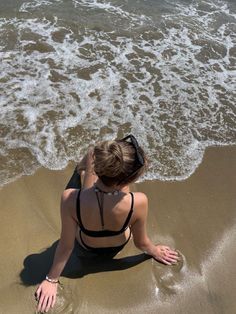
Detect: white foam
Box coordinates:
(19, 0, 62, 13)
(73, 0, 151, 25)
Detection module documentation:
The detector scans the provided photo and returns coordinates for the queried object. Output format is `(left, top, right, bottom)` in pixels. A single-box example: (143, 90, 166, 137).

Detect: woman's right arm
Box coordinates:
(35, 189, 78, 313)
(77, 146, 98, 189)
(130, 193, 179, 265)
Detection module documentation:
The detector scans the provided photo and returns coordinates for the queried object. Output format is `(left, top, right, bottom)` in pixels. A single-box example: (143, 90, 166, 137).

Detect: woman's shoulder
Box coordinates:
(62, 188, 79, 202)
(130, 191, 148, 209)
(61, 188, 80, 217)
(129, 192, 148, 223)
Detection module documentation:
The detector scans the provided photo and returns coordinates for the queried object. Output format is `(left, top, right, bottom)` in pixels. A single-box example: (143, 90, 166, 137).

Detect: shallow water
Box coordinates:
(0, 0, 235, 186)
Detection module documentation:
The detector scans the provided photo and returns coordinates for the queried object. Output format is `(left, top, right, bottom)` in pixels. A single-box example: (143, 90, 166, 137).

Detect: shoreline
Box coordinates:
(1, 144, 236, 191)
(0, 145, 235, 313)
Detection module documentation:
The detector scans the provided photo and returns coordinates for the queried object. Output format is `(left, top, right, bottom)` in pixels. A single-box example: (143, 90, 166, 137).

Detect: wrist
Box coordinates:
(136, 239, 156, 256)
(45, 275, 59, 284)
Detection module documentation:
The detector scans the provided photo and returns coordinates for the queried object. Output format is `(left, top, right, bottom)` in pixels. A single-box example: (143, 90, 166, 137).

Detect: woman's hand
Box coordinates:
(153, 245, 179, 265)
(77, 146, 94, 173)
(35, 280, 58, 313)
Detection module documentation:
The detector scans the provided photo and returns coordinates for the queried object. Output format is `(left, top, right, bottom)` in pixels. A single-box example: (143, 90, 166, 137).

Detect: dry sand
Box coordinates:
(0, 146, 235, 314)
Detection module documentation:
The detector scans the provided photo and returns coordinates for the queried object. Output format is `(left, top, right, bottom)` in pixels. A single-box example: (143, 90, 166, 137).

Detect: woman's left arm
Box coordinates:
(131, 193, 179, 265)
(35, 189, 78, 313)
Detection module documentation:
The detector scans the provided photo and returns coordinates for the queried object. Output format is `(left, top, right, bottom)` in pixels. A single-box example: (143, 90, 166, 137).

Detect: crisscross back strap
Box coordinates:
(76, 190, 134, 237)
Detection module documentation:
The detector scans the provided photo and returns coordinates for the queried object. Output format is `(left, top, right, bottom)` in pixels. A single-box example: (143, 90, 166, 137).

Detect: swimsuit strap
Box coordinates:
(76, 190, 134, 236)
(95, 191, 105, 229)
(95, 191, 134, 232)
(119, 192, 134, 232)
(79, 228, 132, 253)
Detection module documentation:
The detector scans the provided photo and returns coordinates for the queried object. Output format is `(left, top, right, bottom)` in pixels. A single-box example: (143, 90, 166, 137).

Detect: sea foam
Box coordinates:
(0, 0, 235, 186)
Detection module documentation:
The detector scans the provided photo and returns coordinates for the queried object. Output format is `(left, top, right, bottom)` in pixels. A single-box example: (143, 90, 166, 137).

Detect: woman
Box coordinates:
(35, 135, 179, 312)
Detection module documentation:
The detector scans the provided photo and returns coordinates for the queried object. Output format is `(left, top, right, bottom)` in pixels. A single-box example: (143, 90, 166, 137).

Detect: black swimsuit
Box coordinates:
(65, 168, 134, 256)
(76, 189, 134, 255)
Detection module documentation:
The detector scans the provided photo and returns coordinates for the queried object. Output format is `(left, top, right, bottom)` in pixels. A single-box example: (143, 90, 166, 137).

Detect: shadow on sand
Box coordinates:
(20, 240, 151, 286)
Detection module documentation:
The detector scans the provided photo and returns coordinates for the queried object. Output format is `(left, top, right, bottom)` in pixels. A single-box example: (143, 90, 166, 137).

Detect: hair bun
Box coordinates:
(94, 141, 124, 178)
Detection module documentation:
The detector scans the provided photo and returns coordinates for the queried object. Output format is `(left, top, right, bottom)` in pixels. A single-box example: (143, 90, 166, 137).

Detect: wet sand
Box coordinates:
(0, 146, 235, 314)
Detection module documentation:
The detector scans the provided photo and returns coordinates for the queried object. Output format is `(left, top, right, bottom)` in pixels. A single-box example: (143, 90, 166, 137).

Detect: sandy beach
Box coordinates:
(1, 0, 235, 313)
(0, 145, 235, 314)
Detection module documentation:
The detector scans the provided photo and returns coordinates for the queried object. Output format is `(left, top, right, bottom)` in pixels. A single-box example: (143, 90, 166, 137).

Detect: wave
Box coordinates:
(0, 0, 235, 186)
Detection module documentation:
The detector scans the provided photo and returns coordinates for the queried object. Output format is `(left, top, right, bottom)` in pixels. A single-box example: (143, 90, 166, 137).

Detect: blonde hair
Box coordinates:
(93, 139, 147, 186)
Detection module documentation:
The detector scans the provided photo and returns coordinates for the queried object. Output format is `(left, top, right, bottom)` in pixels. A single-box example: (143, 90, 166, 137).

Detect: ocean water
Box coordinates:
(0, 0, 235, 186)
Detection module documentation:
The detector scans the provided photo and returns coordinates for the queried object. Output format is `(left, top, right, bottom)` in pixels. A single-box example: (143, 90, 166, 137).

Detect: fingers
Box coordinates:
(35, 280, 58, 313)
(37, 295, 53, 313)
(35, 286, 42, 300)
(165, 255, 179, 264)
(155, 245, 180, 265)
(165, 249, 179, 263)
(45, 296, 53, 313)
(160, 259, 172, 266)
(37, 294, 45, 312)
(163, 246, 178, 255)
(160, 256, 178, 265)
(51, 295, 56, 308)
(42, 296, 49, 312)
(167, 251, 179, 259)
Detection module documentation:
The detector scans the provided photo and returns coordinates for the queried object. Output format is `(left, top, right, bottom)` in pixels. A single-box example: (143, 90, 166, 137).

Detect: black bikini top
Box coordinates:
(76, 189, 134, 238)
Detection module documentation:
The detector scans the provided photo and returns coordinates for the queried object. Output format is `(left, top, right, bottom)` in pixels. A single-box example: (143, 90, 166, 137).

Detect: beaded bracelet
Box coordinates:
(45, 275, 59, 284)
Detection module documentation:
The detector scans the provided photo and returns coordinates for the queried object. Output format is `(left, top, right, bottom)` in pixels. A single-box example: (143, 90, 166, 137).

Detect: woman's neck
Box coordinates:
(94, 179, 125, 194)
